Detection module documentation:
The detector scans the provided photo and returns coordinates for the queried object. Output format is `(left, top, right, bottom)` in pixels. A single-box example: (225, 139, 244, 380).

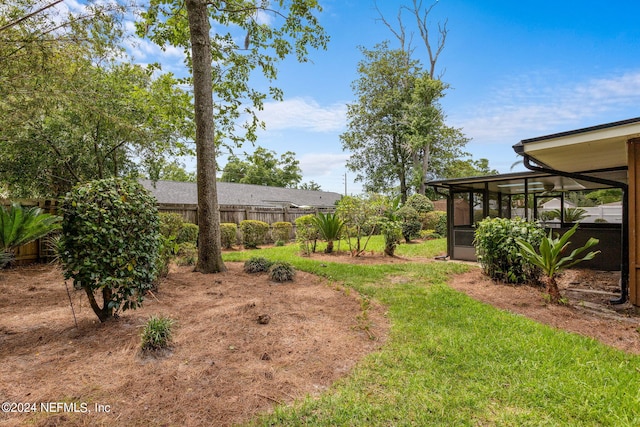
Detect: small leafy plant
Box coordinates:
(244, 256, 273, 273)
(268, 261, 296, 282)
(312, 212, 344, 253)
(474, 217, 545, 284)
(141, 315, 176, 352)
(516, 223, 600, 303)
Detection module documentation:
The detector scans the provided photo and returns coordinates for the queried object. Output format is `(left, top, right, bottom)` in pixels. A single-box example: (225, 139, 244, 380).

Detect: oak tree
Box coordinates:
(138, 0, 327, 273)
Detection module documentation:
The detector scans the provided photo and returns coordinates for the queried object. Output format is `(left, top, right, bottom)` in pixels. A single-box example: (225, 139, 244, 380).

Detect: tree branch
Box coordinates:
(0, 0, 64, 33)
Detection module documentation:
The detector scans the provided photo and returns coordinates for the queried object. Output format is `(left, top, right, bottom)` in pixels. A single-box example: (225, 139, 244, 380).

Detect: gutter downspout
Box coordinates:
(521, 155, 629, 304)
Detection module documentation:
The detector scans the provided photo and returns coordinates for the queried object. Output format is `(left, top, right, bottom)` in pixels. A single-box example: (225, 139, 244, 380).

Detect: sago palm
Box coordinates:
(0, 202, 62, 264)
(516, 223, 600, 303)
(312, 212, 344, 254)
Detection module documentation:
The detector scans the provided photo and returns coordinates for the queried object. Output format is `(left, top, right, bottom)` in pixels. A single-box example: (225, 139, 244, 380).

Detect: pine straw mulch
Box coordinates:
(0, 262, 388, 427)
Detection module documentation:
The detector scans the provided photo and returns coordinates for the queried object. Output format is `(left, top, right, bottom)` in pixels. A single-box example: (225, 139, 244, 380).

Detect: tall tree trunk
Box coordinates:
(186, 0, 227, 273)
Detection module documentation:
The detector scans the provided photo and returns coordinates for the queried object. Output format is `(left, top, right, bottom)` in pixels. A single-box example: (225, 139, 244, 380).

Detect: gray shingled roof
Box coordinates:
(139, 179, 342, 208)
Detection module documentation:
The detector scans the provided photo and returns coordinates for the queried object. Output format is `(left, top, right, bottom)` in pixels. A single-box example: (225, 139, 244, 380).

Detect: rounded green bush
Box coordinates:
(397, 205, 421, 243)
(220, 223, 238, 249)
(405, 194, 434, 213)
(177, 222, 198, 244)
(240, 220, 269, 249)
(159, 213, 184, 238)
(60, 178, 159, 322)
(271, 221, 293, 243)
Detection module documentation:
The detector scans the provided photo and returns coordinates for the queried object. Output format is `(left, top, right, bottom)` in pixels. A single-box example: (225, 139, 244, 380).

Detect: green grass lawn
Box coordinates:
(224, 238, 640, 426)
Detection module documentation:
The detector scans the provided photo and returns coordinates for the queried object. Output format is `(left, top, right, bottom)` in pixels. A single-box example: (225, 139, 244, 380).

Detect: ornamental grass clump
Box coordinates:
(474, 217, 545, 284)
(141, 315, 176, 352)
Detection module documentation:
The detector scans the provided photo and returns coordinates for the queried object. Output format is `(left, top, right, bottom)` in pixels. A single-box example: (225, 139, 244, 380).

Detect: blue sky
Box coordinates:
(125, 0, 640, 195)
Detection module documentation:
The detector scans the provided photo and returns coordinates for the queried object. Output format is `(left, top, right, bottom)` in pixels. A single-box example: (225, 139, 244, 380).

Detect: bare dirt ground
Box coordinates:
(1, 252, 639, 426)
(0, 262, 388, 427)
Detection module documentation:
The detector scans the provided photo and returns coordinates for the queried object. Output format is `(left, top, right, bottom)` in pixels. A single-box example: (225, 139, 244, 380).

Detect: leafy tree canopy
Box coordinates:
(0, 0, 195, 197)
(220, 146, 302, 188)
(340, 42, 468, 202)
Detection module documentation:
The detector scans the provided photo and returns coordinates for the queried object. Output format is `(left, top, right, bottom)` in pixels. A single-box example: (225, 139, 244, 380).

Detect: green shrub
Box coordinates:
(159, 213, 184, 238)
(397, 205, 421, 243)
(271, 221, 293, 243)
(177, 222, 198, 245)
(156, 235, 179, 279)
(60, 178, 160, 322)
(268, 261, 296, 282)
(405, 194, 434, 213)
(176, 242, 197, 266)
(420, 229, 442, 240)
(240, 220, 269, 249)
(379, 218, 402, 256)
(220, 223, 238, 249)
(421, 211, 442, 230)
(141, 315, 176, 351)
(474, 217, 545, 284)
(244, 256, 273, 273)
(295, 214, 319, 255)
(432, 211, 448, 237)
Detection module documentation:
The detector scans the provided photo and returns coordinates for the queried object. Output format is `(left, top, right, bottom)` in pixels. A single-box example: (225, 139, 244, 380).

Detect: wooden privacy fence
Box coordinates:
(2, 199, 335, 264)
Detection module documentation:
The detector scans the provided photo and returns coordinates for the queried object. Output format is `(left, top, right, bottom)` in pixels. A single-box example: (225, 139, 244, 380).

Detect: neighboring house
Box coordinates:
(138, 179, 342, 209)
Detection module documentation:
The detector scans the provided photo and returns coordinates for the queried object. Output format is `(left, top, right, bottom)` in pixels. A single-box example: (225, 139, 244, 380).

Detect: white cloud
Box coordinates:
(455, 70, 640, 143)
(258, 98, 347, 132)
(299, 152, 349, 176)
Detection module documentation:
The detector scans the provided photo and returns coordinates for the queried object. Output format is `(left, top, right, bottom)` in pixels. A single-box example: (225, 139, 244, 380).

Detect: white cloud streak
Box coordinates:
(299, 152, 350, 176)
(258, 97, 347, 132)
(455, 70, 640, 142)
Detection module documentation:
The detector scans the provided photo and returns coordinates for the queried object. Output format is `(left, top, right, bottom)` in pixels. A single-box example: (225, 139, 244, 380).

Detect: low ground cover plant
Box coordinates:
(243, 256, 273, 273)
(140, 315, 176, 352)
(268, 261, 296, 282)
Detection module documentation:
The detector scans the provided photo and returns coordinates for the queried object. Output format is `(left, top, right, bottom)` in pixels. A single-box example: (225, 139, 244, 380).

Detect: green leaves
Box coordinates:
(474, 217, 545, 284)
(60, 178, 160, 322)
(516, 223, 601, 279)
(0, 202, 61, 253)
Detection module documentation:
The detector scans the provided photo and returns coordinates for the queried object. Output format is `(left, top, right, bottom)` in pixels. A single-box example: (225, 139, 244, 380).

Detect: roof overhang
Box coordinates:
(429, 170, 623, 195)
(513, 117, 640, 173)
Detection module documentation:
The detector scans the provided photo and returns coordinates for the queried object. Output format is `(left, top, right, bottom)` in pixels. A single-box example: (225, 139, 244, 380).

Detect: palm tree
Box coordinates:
(0, 202, 61, 265)
(516, 224, 599, 303)
(312, 212, 344, 254)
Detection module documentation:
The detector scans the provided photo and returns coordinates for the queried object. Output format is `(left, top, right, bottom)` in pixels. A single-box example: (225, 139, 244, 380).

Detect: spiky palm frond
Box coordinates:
(0, 202, 62, 252)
